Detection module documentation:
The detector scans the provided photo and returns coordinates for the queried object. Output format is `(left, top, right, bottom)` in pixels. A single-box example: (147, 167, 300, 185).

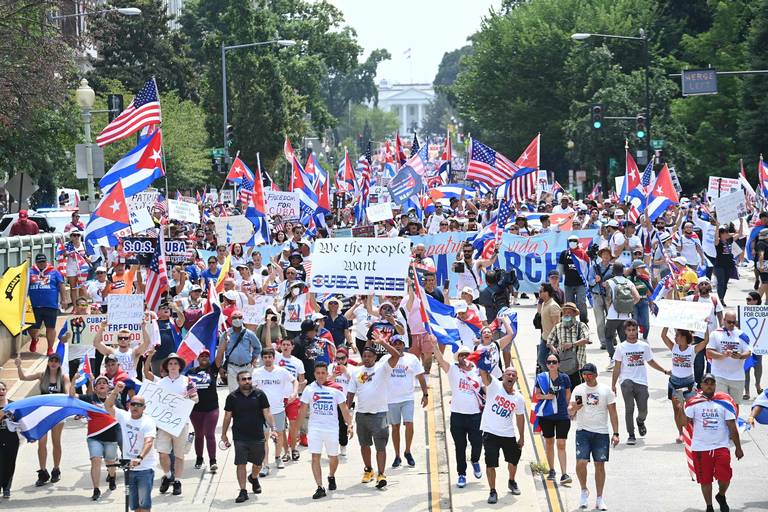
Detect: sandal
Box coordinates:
(291, 449, 300, 461)
(281, 453, 291, 463)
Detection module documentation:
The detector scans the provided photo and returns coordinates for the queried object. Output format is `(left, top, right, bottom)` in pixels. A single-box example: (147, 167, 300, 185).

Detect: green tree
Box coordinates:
(160, 92, 211, 191)
(739, 0, 768, 169)
(335, 104, 399, 148)
(87, 0, 198, 100)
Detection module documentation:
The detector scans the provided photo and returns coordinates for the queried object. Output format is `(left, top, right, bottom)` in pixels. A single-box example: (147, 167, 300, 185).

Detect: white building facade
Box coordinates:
(376, 80, 435, 136)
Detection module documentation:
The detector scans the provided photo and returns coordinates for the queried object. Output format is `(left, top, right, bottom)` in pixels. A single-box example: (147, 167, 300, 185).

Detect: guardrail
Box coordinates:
(0, 233, 65, 270)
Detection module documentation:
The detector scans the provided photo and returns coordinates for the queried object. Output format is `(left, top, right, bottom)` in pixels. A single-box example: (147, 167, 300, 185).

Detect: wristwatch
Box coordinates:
(137, 454, 144, 460)
(612, 433, 619, 437)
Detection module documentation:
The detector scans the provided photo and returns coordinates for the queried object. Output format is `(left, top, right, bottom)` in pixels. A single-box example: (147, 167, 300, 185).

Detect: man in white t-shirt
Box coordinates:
(685, 277, 723, 384)
(86, 267, 109, 310)
(346, 335, 401, 490)
(253, 347, 298, 475)
(299, 361, 353, 500)
(684, 374, 744, 512)
(610, 319, 670, 445)
(568, 363, 619, 511)
(383, 334, 428, 469)
(478, 365, 525, 504)
(107, 382, 157, 512)
(603, 262, 640, 370)
(706, 311, 752, 405)
(94, 320, 150, 381)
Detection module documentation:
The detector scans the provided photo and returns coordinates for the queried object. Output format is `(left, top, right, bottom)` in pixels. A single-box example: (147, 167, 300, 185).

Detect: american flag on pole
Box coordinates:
(466, 139, 520, 187)
(499, 168, 537, 202)
(96, 79, 162, 147)
(145, 232, 168, 312)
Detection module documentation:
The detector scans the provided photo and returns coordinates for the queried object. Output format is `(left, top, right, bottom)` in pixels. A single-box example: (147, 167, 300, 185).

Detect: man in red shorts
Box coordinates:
(684, 373, 744, 512)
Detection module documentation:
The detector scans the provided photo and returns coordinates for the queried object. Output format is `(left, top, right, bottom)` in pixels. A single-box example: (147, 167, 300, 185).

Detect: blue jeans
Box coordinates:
(564, 285, 588, 323)
(633, 299, 650, 339)
(128, 469, 154, 510)
(575, 430, 610, 462)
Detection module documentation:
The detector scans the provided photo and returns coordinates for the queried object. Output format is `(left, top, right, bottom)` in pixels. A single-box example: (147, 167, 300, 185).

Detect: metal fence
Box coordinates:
(0, 233, 64, 270)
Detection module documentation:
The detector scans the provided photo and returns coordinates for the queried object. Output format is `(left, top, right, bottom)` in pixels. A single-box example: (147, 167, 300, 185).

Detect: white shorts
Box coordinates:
(308, 429, 339, 456)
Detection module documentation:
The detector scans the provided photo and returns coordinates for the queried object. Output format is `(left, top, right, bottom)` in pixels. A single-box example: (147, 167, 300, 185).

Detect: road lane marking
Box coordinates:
(426, 372, 443, 511)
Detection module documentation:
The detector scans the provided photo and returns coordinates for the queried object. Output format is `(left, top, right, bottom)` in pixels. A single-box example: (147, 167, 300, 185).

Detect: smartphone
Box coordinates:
(575, 395, 583, 406)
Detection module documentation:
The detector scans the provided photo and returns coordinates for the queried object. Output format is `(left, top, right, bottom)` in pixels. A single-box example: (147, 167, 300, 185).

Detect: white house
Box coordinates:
(376, 80, 435, 136)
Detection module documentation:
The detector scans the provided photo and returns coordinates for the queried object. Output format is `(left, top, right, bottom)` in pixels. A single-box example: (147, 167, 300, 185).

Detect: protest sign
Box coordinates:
(713, 189, 746, 225)
(370, 186, 391, 204)
(107, 295, 145, 327)
(55, 314, 142, 347)
(311, 238, 410, 296)
(707, 176, 740, 199)
(122, 238, 156, 255)
(388, 167, 423, 205)
(168, 198, 201, 224)
(650, 299, 712, 332)
(164, 238, 193, 264)
(213, 215, 254, 244)
(129, 207, 155, 235)
(242, 296, 273, 325)
(138, 381, 194, 437)
(128, 189, 160, 214)
(366, 202, 394, 223)
(220, 190, 234, 203)
(265, 191, 300, 220)
(738, 305, 768, 355)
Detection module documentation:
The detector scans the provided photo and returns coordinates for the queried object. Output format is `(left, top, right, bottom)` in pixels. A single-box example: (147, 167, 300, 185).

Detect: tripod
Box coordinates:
(105, 459, 132, 512)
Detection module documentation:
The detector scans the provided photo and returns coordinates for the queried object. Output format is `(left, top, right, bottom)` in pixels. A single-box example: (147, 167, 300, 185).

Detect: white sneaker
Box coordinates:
(606, 361, 615, 370)
(596, 496, 608, 510)
(259, 465, 270, 477)
(340, 445, 347, 457)
(276, 457, 285, 469)
(579, 489, 589, 509)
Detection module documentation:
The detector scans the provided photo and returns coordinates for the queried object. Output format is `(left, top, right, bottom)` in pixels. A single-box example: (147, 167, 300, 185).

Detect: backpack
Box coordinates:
(492, 285, 509, 311)
(608, 277, 635, 314)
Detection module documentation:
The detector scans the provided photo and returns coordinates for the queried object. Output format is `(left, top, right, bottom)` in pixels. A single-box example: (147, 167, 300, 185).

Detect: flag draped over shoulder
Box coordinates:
(683, 391, 738, 480)
(0, 261, 30, 336)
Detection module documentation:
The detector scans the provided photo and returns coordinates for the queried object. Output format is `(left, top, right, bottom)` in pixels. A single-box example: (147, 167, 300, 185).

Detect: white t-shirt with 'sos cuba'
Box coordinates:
(480, 379, 524, 438)
(447, 364, 483, 414)
(300, 382, 345, 433)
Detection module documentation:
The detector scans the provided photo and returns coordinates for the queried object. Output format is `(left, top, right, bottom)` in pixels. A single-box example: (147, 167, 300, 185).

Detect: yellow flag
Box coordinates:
(215, 254, 231, 293)
(0, 261, 29, 336)
(24, 297, 35, 329)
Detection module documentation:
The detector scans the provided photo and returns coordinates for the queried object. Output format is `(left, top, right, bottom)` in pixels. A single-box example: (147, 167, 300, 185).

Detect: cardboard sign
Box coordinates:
(107, 294, 145, 327)
(713, 189, 746, 225)
(366, 202, 394, 223)
(242, 296, 273, 326)
(220, 190, 234, 204)
(129, 207, 155, 234)
(738, 305, 768, 355)
(54, 314, 143, 347)
(707, 176, 740, 199)
(128, 189, 160, 214)
(265, 191, 300, 220)
(168, 198, 201, 224)
(650, 299, 712, 332)
(213, 215, 254, 244)
(138, 381, 194, 436)
(310, 238, 410, 296)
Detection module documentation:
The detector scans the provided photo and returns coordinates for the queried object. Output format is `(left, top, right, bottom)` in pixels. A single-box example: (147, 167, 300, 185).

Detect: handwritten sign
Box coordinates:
(651, 299, 712, 332)
(265, 191, 300, 220)
(168, 198, 201, 224)
(107, 294, 145, 327)
(713, 189, 746, 225)
(310, 238, 410, 296)
(242, 296, 274, 326)
(707, 176, 740, 199)
(367, 202, 394, 223)
(128, 189, 160, 214)
(213, 215, 254, 244)
(138, 381, 194, 437)
(220, 190, 234, 204)
(55, 314, 143, 347)
(738, 305, 768, 355)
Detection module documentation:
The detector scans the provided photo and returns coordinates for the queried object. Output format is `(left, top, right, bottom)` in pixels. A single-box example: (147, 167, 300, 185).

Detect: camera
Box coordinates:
(453, 261, 465, 273)
(587, 242, 599, 261)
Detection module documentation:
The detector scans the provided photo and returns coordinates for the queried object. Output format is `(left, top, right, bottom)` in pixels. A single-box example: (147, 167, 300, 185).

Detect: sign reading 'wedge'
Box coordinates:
(310, 238, 411, 296)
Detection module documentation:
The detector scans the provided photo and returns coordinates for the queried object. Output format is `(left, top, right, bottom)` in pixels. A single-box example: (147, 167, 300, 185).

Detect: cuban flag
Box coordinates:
(84, 179, 132, 254)
(439, 136, 452, 182)
(73, 354, 93, 388)
(394, 132, 408, 166)
(177, 304, 221, 366)
(4, 395, 112, 441)
(99, 129, 165, 197)
(551, 180, 565, 201)
(515, 133, 540, 170)
(243, 158, 270, 246)
(428, 184, 476, 206)
(307, 153, 330, 213)
(456, 308, 483, 337)
(54, 325, 70, 362)
(530, 373, 558, 432)
(644, 164, 679, 221)
(759, 156, 768, 198)
(424, 295, 461, 352)
(620, 148, 641, 202)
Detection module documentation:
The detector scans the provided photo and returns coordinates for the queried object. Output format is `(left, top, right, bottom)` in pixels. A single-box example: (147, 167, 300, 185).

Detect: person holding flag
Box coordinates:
(68, 375, 120, 501)
(14, 350, 70, 487)
(533, 353, 573, 485)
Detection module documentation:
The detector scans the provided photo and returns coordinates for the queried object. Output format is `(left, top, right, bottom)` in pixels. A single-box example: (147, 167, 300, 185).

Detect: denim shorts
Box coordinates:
(128, 468, 154, 510)
(86, 438, 118, 460)
(668, 375, 696, 401)
(575, 429, 610, 462)
(388, 400, 415, 424)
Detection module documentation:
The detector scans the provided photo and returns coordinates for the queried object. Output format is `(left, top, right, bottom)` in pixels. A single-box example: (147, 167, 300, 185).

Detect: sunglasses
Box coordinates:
(240, 377, 252, 381)
(117, 336, 130, 341)
(129, 402, 146, 407)
(725, 320, 736, 325)
(546, 360, 559, 365)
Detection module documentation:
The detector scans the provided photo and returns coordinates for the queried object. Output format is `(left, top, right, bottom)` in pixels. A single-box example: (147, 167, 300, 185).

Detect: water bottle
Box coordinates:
(185, 430, 195, 454)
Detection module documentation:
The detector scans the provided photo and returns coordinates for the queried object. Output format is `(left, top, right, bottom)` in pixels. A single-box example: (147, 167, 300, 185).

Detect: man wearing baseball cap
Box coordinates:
(10, 209, 39, 236)
(568, 363, 620, 511)
(28, 253, 66, 355)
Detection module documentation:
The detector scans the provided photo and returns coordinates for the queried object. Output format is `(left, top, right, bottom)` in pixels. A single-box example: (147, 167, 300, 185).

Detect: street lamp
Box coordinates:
(571, 29, 651, 155)
(49, 7, 141, 21)
(75, 78, 96, 211)
(221, 39, 297, 155)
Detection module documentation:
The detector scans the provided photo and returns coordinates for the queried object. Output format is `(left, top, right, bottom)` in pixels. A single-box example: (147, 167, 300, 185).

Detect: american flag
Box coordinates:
(497, 197, 513, 230)
(640, 160, 655, 194)
(145, 232, 168, 312)
(500, 168, 537, 202)
(410, 133, 420, 157)
(96, 79, 162, 147)
(467, 139, 520, 186)
(239, 172, 254, 205)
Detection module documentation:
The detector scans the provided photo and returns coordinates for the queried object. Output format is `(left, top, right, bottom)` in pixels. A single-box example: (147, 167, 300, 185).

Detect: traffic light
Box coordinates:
(636, 115, 646, 139)
(225, 124, 235, 147)
(590, 104, 604, 129)
(107, 94, 124, 123)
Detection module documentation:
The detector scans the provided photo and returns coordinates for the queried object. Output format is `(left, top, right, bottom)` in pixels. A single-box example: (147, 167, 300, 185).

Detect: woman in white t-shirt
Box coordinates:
(660, 327, 707, 443)
(473, 319, 514, 379)
(280, 282, 308, 338)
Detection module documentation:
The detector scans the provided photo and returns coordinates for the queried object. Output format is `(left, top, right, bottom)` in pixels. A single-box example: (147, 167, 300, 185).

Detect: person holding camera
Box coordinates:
(454, 241, 497, 299)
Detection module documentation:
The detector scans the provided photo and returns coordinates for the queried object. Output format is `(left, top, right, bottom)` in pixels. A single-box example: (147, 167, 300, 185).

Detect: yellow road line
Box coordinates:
(510, 343, 564, 512)
(426, 373, 442, 511)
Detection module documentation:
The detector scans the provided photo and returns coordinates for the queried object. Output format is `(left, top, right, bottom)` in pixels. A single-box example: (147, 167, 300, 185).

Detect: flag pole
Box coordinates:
(151, 76, 172, 239)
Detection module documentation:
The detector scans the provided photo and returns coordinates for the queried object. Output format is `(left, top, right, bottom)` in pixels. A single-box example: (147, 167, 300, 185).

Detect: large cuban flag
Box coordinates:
(4, 395, 114, 441)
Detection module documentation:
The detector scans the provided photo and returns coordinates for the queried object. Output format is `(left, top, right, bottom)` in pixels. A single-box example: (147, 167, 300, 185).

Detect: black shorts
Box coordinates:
(760, 272, 768, 284)
(538, 417, 571, 439)
(31, 307, 58, 330)
(482, 432, 521, 468)
(234, 439, 265, 466)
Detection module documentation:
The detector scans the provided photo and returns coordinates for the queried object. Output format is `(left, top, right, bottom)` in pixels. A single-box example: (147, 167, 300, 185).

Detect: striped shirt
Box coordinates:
(547, 321, 589, 369)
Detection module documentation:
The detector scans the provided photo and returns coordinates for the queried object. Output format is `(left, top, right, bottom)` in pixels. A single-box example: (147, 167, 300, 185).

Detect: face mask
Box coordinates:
(291, 288, 300, 297)
(568, 241, 578, 249)
(562, 316, 574, 325)
(232, 319, 243, 328)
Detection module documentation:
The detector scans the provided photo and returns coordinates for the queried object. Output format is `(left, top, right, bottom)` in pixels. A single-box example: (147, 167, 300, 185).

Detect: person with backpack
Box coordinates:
(603, 262, 640, 370)
(589, 247, 614, 350)
(684, 276, 724, 385)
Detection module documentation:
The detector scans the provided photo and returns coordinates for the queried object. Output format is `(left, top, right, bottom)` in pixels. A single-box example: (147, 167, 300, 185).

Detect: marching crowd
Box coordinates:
(1, 190, 767, 512)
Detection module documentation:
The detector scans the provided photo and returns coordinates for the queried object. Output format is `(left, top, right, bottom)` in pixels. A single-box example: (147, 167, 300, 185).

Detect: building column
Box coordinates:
(400, 105, 407, 135)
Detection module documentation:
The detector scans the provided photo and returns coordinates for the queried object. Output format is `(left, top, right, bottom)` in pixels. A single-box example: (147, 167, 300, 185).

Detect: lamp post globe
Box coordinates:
(75, 79, 95, 109)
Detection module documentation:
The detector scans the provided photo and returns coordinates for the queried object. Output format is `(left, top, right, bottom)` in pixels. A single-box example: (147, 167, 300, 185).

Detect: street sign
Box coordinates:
(651, 139, 665, 150)
(211, 148, 226, 158)
(75, 144, 105, 179)
(681, 69, 718, 96)
(668, 167, 683, 194)
(4, 173, 38, 210)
